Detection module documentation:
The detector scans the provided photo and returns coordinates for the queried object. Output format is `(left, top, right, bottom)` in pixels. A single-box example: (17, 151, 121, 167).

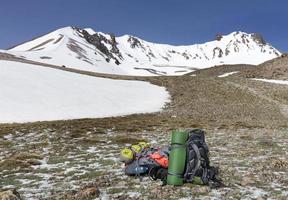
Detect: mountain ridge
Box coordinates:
(6, 26, 281, 76)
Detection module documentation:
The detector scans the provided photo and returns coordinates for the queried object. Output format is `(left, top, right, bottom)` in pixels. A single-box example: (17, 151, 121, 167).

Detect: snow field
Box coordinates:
(0, 61, 170, 123)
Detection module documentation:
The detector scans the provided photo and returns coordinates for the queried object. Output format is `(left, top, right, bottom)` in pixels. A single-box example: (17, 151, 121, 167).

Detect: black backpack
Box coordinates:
(183, 129, 223, 188)
(146, 129, 223, 187)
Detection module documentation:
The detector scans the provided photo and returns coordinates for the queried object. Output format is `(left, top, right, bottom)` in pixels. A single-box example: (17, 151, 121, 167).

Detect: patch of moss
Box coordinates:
(240, 134, 253, 140)
(92, 128, 107, 134)
(1, 177, 22, 187)
(0, 140, 13, 147)
(110, 136, 147, 144)
(99, 159, 115, 166)
(69, 129, 86, 138)
(0, 159, 30, 171)
(28, 141, 49, 149)
(257, 138, 278, 148)
(36, 167, 64, 174)
(78, 137, 106, 145)
(13, 152, 43, 160)
(47, 156, 67, 165)
(109, 187, 124, 194)
(0, 127, 14, 137)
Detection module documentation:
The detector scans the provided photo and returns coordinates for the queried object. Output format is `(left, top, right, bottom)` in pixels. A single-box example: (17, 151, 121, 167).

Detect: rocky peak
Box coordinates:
(127, 36, 144, 49)
(251, 33, 266, 45)
(215, 33, 223, 41)
(76, 28, 122, 65)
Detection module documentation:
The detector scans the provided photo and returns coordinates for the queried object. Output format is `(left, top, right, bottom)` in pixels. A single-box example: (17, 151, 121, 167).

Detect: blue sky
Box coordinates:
(1, 0, 287, 51)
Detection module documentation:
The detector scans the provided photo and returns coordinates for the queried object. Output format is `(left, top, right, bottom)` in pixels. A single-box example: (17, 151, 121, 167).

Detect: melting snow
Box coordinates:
(241, 186, 268, 199)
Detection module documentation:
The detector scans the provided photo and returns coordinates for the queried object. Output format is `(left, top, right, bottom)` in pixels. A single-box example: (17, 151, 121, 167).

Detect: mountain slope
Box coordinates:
(7, 27, 281, 76)
(233, 54, 288, 80)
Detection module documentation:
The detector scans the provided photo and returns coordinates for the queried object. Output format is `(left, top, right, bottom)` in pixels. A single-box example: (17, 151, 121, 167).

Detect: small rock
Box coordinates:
(272, 159, 288, 169)
(77, 187, 100, 199)
(240, 177, 254, 186)
(0, 189, 22, 200)
(116, 181, 126, 187)
(27, 159, 42, 166)
(258, 137, 274, 147)
(131, 178, 141, 184)
(198, 186, 211, 194)
(150, 188, 158, 194)
(191, 186, 211, 194)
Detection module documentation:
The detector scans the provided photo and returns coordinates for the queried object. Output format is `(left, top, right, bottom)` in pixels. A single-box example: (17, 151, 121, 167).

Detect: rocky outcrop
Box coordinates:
(76, 187, 100, 199)
(215, 33, 223, 41)
(252, 33, 266, 45)
(66, 38, 89, 60)
(77, 28, 122, 65)
(213, 47, 223, 58)
(127, 36, 144, 49)
(182, 52, 190, 60)
(225, 48, 230, 56)
(110, 33, 123, 60)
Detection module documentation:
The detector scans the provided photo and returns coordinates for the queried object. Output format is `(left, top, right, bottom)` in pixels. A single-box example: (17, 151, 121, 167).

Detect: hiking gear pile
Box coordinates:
(119, 129, 223, 188)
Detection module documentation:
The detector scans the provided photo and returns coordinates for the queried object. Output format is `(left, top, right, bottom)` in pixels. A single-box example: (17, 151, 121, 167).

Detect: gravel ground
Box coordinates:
(1, 127, 287, 200)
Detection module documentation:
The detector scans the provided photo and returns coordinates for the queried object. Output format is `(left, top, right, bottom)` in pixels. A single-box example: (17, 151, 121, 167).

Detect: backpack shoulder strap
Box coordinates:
(183, 142, 201, 182)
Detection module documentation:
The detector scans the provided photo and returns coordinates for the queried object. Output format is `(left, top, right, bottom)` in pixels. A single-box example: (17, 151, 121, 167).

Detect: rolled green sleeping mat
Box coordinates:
(167, 130, 189, 186)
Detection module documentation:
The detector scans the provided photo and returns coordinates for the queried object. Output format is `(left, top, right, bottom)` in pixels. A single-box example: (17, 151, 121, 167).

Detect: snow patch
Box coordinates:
(3, 134, 13, 140)
(0, 61, 170, 123)
(218, 71, 239, 78)
(253, 78, 288, 85)
(86, 146, 98, 153)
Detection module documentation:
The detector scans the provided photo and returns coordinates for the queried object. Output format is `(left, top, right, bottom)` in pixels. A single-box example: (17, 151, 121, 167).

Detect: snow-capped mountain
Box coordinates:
(7, 26, 281, 76)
